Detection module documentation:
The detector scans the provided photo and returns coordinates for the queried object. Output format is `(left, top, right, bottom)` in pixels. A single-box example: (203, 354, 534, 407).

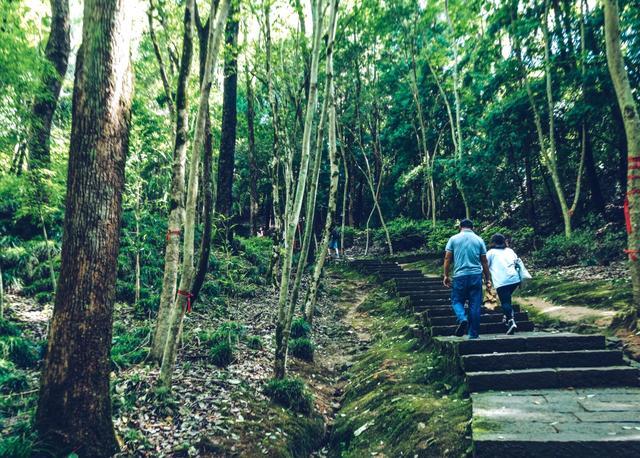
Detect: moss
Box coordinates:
(472, 418, 502, 434)
(519, 276, 631, 311)
(330, 281, 471, 457)
(264, 378, 314, 415)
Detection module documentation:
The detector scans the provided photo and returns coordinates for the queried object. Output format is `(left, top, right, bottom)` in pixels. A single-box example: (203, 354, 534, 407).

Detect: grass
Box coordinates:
(329, 284, 472, 457)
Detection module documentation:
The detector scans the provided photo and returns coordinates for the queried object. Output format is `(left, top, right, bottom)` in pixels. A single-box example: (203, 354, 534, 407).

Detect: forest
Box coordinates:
(1, 0, 640, 456)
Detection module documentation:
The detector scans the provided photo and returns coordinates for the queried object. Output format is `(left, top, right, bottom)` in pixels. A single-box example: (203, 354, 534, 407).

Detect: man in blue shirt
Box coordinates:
(443, 219, 492, 338)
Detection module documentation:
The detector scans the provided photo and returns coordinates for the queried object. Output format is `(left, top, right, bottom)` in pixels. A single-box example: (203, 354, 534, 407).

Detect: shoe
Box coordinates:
(506, 319, 517, 335)
(455, 320, 468, 337)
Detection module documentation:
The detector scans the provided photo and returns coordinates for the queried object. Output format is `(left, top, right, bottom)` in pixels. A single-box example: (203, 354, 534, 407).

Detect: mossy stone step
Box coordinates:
(466, 366, 640, 392)
(462, 349, 625, 372)
(430, 321, 534, 337)
(472, 388, 640, 457)
(428, 312, 529, 327)
(435, 333, 606, 355)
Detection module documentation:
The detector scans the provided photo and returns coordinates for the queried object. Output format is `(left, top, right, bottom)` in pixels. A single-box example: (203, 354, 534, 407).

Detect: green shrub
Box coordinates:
(0, 318, 20, 337)
(239, 236, 273, 275)
(111, 325, 150, 369)
(424, 221, 459, 253)
(264, 377, 313, 415)
(0, 336, 38, 368)
(209, 341, 234, 367)
(340, 226, 359, 248)
(290, 318, 311, 339)
(0, 363, 28, 394)
(480, 225, 536, 253)
(21, 278, 53, 296)
(34, 292, 53, 304)
(199, 321, 245, 348)
(0, 435, 33, 458)
(246, 335, 263, 350)
(289, 338, 314, 361)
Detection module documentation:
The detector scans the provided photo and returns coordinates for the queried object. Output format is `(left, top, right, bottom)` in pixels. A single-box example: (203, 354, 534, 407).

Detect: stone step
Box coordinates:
(397, 286, 449, 293)
(466, 366, 640, 392)
(472, 388, 640, 458)
(411, 299, 451, 307)
(430, 321, 534, 336)
(402, 292, 450, 299)
(462, 349, 625, 372)
(428, 312, 529, 327)
(419, 306, 499, 316)
(436, 333, 607, 356)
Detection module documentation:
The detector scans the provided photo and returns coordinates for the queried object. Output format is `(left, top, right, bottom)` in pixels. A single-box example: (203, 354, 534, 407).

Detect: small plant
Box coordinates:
(199, 321, 245, 348)
(110, 325, 150, 370)
(264, 377, 313, 415)
(290, 318, 310, 339)
(289, 337, 314, 362)
(0, 318, 20, 337)
(0, 361, 28, 394)
(246, 335, 263, 350)
(210, 341, 234, 367)
(0, 336, 39, 368)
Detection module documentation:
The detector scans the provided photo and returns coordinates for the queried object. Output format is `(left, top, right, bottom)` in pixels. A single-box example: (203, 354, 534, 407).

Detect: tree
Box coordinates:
(603, 0, 640, 320)
(216, 0, 240, 217)
(150, 0, 196, 363)
(159, 0, 231, 387)
(27, 0, 70, 169)
(34, 0, 134, 455)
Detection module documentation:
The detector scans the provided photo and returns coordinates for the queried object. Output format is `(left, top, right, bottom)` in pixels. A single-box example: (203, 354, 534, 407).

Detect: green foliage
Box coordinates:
(209, 341, 235, 368)
(424, 222, 459, 253)
(111, 324, 150, 370)
(532, 227, 625, 267)
(0, 318, 20, 337)
(199, 321, 245, 348)
(238, 236, 273, 275)
(0, 435, 33, 458)
(480, 225, 536, 253)
(290, 318, 311, 339)
(264, 378, 314, 415)
(289, 338, 314, 362)
(0, 336, 38, 369)
(246, 335, 263, 350)
(0, 360, 28, 394)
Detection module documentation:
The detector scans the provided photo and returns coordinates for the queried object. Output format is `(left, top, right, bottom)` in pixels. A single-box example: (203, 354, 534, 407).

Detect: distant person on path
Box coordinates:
(443, 219, 492, 339)
(329, 225, 340, 259)
(487, 233, 521, 335)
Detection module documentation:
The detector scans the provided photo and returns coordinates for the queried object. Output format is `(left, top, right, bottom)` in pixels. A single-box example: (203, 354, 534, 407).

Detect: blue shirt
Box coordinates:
(445, 229, 487, 278)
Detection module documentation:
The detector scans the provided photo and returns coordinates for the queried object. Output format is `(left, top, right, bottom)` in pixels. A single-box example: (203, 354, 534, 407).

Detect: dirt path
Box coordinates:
(517, 294, 616, 326)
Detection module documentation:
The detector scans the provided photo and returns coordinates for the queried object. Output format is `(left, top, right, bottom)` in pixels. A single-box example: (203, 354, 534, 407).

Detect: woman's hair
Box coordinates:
(489, 233, 507, 249)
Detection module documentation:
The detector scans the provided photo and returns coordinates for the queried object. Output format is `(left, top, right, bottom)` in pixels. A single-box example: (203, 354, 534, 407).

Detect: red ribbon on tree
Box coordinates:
(166, 229, 181, 241)
(177, 289, 193, 313)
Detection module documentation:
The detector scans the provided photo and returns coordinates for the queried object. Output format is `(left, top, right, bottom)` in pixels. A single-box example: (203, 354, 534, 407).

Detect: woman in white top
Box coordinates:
(486, 233, 520, 335)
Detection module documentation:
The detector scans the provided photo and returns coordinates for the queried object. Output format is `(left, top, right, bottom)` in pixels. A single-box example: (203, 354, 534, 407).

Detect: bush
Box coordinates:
(340, 226, 359, 248)
(238, 236, 273, 275)
(289, 338, 314, 361)
(290, 318, 311, 339)
(199, 321, 245, 348)
(424, 221, 459, 253)
(111, 325, 150, 369)
(210, 341, 234, 367)
(0, 364, 28, 394)
(0, 318, 20, 337)
(480, 225, 536, 254)
(264, 377, 313, 415)
(246, 335, 263, 350)
(0, 336, 38, 368)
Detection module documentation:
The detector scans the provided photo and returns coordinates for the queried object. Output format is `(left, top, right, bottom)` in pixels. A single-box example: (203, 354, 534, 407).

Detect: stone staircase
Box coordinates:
(352, 259, 640, 457)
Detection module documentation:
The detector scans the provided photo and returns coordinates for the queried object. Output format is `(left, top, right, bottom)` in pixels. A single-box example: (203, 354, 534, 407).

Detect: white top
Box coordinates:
(486, 247, 521, 289)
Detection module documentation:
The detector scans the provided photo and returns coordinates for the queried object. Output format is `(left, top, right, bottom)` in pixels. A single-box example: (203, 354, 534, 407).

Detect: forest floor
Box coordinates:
(1, 263, 382, 457)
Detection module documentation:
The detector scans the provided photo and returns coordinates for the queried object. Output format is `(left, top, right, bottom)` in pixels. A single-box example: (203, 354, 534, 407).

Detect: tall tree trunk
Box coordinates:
(274, 0, 324, 380)
(245, 54, 259, 235)
(34, 1, 133, 454)
(150, 0, 195, 363)
(148, 0, 175, 119)
(28, 0, 70, 169)
(216, 3, 239, 217)
(603, 0, 640, 319)
(304, 0, 340, 324)
(159, 0, 230, 387)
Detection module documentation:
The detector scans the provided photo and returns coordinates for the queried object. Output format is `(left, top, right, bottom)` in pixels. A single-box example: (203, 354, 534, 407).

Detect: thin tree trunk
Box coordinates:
(274, 0, 324, 380)
(150, 0, 195, 363)
(304, 0, 339, 325)
(245, 51, 259, 235)
(0, 264, 4, 319)
(28, 0, 70, 169)
(148, 0, 175, 119)
(35, 0, 133, 454)
(603, 0, 640, 319)
(159, 0, 230, 387)
(340, 130, 349, 253)
(215, 2, 239, 217)
(40, 214, 57, 295)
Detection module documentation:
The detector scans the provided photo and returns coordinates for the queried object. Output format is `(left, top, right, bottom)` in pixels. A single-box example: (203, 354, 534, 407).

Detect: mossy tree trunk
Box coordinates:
(34, 0, 133, 455)
(274, 0, 324, 380)
(603, 0, 640, 320)
(304, 0, 340, 325)
(151, 0, 195, 363)
(28, 0, 70, 169)
(159, 0, 230, 387)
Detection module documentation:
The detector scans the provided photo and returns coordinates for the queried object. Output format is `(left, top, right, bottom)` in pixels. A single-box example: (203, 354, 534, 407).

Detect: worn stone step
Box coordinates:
(402, 292, 451, 300)
(430, 321, 534, 336)
(466, 366, 640, 392)
(411, 299, 451, 308)
(472, 388, 640, 458)
(435, 332, 607, 356)
(462, 349, 625, 372)
(428, 312, 529, 327)
(419, 306, 498, 317)
(397, 286, 449, 293)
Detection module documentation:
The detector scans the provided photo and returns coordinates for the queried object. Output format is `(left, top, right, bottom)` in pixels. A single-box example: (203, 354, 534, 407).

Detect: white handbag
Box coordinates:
(515, 258, 532, 283)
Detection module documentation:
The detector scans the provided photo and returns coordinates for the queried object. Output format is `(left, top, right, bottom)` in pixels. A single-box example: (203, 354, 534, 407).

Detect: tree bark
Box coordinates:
(245, 53, 259, 235)
(150, 0, 195, 363)
(304, 0, 340, 325)
(148, 0, 175, 119)
(28, 0, 70, 169)
(274, 0, 324, 379)
(603, 0, 640, 319)
(215, 2, 239, 217)
(34, 1, 133, 455)
(159, 0, 230, 387)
